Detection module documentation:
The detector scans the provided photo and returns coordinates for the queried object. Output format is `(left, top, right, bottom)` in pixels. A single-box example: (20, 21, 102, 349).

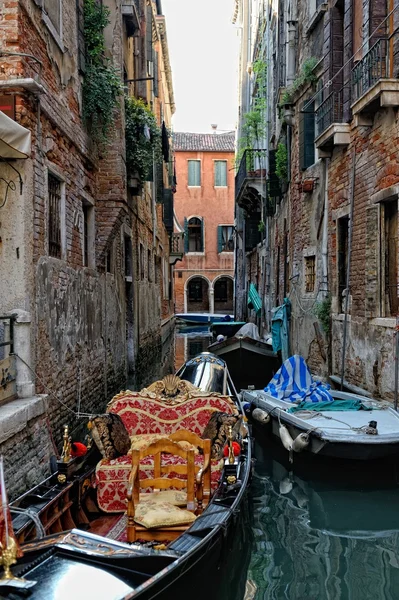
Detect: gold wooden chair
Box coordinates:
(127, 438, 197, 543)
(168, 430, 212, 511)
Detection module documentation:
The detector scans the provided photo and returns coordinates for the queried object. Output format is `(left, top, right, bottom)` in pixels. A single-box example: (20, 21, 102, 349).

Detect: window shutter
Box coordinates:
(146, 5, 153, 63)
(188, 161, 194, 186)
(162, 189, 173, 233)
(214, 162, 220, 187)
(188, 161, 200, 186)
(365, 206, 380, 318)
(76, 0, 86, 74)
(153, 51, 159, 97)
(302, 101, 315, 170)
(200, 219, 204, 252)
(217, 226, 223, 253)
(195, 161, 200, 186)
(184, 217, 189, 253)
(299, 108, 305, 170)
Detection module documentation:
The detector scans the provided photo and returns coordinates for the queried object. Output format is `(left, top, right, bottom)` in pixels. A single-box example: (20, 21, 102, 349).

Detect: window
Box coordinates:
(140, 243, 145, 280)
(214, 161, 227, 187)
(299, 100, 315, 170)
(82, 200, 94, 268)
(383, 201, 398, 317)
(148, 250, 152, 282)
(214, 279, 228, 302)
(188, 279, 203, 302)
(305, 256, 316, 293)
(337, 216, 349, 312)
(124, 236, 132, 279)
(218, 225, 234, 252)
(48, 173, 62, 259)
(188, 160, 201, 186)
(185, 217, 204, 253)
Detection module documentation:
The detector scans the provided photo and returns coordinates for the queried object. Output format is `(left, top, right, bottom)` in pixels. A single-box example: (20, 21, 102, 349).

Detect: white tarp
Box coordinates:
(0, 110, 31, 159)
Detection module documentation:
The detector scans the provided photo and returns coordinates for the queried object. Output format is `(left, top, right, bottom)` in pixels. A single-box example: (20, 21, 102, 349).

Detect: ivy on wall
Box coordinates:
(82, 0, 122, 144)
(275, 142, 288, 183)
(125, 96, 162, 181)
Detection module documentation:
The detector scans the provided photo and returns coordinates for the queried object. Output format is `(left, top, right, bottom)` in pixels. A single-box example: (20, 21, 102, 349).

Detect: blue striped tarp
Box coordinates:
(264, 355, 333, 403)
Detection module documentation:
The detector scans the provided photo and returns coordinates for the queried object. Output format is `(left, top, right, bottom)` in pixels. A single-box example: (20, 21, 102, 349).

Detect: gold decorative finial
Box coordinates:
(227, 425, 235, 464)
(0, 537, 18, 581)
(61, 425, 71, 463)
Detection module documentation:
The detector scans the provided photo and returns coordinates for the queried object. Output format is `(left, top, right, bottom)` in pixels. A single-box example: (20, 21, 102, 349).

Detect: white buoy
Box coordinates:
(279, 423, 294, 451)
(291, 433, 310, 453)
(252, 408, 270, 424)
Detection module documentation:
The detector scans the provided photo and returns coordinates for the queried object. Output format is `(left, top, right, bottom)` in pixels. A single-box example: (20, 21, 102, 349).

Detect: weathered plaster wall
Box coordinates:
(328, 106, 399, 398)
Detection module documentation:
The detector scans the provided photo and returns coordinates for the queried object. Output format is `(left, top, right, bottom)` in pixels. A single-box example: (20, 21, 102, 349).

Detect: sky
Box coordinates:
(161, 0, 239, 134)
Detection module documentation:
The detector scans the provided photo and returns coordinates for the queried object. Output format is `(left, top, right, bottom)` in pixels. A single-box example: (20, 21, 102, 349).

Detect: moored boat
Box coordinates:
(208, 323, 281, 391)
(244, 355, 399, 461)
(2, 353, 252, 599)
(175, 312, 234, 325)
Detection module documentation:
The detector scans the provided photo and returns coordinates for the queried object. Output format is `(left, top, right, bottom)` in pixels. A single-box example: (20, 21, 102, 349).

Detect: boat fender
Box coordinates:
(291, 433, 310, 453)
(252, 408, 270, 425)
(279, 424, 293, 451)
(279, 477, 293, 495)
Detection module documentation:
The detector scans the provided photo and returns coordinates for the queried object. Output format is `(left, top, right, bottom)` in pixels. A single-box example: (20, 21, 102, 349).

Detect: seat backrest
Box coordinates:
(169, 430, 211, 510)
(131, 438, 196, 511)
(108, 394, 238, 436)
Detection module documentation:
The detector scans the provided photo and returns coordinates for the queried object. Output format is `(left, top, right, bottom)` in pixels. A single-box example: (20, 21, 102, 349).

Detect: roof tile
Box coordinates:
(173, 131, 235, 152)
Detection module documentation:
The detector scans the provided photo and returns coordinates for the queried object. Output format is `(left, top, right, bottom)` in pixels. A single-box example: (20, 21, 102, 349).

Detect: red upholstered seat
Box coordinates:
(95, 393, 236, 513)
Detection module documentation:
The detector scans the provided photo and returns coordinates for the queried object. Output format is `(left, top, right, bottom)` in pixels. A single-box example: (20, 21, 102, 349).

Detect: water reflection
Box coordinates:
(248, 440, 399, 599)
(175, 325, 212, 370)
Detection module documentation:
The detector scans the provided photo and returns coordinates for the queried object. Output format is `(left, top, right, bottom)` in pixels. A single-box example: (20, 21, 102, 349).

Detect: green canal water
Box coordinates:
(175, 326, 399, 600)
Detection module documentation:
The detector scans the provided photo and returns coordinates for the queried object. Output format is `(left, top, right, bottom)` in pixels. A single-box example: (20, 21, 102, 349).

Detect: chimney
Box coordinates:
(211, 124, 218, 134)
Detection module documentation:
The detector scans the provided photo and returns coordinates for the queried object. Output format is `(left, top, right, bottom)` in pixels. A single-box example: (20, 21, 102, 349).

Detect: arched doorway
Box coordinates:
(213, 276, 233, 313)
(186, 276, 209, 313)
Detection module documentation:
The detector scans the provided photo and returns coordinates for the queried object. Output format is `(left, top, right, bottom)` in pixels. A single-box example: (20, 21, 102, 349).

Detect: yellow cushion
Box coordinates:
(139, 491, 188, 507)
(134, 501, 197, 529)
(128, 433, 198, 455)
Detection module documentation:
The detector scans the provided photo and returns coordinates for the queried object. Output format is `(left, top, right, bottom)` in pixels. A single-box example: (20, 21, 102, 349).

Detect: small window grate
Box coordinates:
(305, 256, 316, 293)
(48, 173, 61, 258)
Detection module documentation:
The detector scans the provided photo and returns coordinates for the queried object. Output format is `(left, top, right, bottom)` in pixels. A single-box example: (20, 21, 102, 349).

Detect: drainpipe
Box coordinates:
(286, 20, 297, 86)
(321, 157, 329, 294)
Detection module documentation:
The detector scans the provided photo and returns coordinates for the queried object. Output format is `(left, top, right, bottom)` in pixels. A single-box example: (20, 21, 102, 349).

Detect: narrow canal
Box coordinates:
(174, 326, 399, 600)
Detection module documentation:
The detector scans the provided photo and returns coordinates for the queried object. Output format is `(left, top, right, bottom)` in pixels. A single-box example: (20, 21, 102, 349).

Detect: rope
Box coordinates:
(9, 506, 46, 539)
(13, 353, 94, 418)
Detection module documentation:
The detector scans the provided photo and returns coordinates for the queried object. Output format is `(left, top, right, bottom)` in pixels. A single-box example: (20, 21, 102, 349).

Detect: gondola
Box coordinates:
(208, 324, 281, 391)
(1, 353, 252, 600)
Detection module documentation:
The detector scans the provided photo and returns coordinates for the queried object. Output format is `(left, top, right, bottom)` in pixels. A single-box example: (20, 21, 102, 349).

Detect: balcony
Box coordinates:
(169, 232, 184, 265)
(351, 37, 399, 119)
(235, 149, 267, 212)
(122, 0, 140, 37)
(315, 90, 350, 153)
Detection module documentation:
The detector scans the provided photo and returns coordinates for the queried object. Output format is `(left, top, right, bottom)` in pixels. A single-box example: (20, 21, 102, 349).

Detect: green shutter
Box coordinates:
(215, 161, 227, 186)
(217, 226, 223, 253)
(188, 161, 200, 186)
(200, 219, 204, 252)
(300, 100, 315, 170)
(184, 217, 189, 253)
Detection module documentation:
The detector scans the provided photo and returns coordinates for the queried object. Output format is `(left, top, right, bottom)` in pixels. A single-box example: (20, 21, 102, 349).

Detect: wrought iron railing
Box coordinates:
(315, 90, 344, 137)
(235, 149, 267, 203)
(170, 232, 184, 255)
(352, 38, 388, 102)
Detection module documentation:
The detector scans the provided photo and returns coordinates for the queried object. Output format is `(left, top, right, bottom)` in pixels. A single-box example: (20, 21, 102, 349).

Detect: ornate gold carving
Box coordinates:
(0, 537, 25, 582)
(57, 474, 67, 485)
(227, 475, 237, 485)
(138, 375, 201, 404)
(61, 425, 71, 463)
